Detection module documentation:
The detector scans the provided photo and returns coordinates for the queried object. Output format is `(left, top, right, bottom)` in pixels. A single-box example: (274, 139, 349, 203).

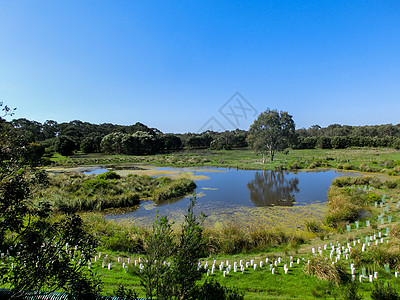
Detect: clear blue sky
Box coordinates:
(1, 1, 399, 133)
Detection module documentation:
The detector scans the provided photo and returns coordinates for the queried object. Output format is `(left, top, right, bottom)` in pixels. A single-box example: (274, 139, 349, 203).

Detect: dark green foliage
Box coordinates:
(23, 142, 45, 166)
(161, 134, 182, 151)
(0, 121, 101, 298)
(97, 171, 121, 180)
(384, 180, 398, 189)
(101, 131, 162, 155)
(331, 136, 351, 149)
(55, 135, 77, 156)
(105, 231, 144, 254)
(171, 199, 207, 299)
(317, 136, 332, 149)
(371, 282, 399, 300)
(247, 109, 296, 162)
(197, 279, 245, 300)
(210, 138, 232, 150)
(81, 134, 103, 153)
(295, 123, 400, 149)
(134, 198, 209, 299)
(342, 282, 363, 300)
(393, 138, 400, 150)
(135, 214, 175, 299)
(186, 134, 213, 150)
(114, 285, 139, 300)
(3, 111, 400, 155)
(100, 132, 124, 154)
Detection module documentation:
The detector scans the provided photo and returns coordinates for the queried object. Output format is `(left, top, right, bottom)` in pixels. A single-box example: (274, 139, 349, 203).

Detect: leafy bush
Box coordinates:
(384, 180, 398, 189)
(133, 198, 208, 299)
(82, 178, 111, 193)
(97, 170, 121, 180)
(367, 193, 381, 204)
(197, 279, 245, 300)
(113, 285, 139, 300)
(341, 282, 363, 300)
(105, 232, 144, 254)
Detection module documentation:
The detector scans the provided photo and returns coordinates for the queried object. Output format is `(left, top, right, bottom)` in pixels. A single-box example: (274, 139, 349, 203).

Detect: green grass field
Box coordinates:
(51, 147, 400, 176)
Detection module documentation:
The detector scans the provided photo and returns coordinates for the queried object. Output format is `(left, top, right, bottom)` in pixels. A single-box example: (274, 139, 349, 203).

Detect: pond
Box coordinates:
(83, 165, 361, 230)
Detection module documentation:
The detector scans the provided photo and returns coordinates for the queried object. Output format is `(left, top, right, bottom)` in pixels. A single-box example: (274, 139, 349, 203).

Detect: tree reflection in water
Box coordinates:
(247, 171, 299, 207)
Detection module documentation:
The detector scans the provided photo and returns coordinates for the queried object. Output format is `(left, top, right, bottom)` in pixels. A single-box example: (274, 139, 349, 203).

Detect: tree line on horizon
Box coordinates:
(3, 117, 400, 160)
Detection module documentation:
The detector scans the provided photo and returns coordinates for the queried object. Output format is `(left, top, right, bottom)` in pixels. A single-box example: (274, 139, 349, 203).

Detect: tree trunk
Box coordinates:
(262, 153, 266, 164)
(270, 148, 274, 162)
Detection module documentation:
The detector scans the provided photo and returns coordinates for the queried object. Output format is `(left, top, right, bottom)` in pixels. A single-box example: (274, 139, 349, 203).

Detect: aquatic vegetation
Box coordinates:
(153, 178, 196, 204)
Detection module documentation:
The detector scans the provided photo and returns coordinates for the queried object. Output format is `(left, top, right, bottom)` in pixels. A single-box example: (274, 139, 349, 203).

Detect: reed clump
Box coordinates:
(204, 223, 305, 254)
(325, 185, 370, 228)
(153, 178, 196, 203)
(305, 256, 349, 285)
(83, 214, 147, 254)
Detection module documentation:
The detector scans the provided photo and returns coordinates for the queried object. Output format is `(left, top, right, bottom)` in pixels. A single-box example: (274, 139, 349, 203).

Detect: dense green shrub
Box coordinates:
(104, 232, 144, 254)
(332, 176, 373, 187)
(341, 282, 363, 300)
(97, 170, 121, 180)
(367, 192, 381, 204)
(384, 180, 398, 189)
(197, 279, 245, 300)
(82, 178, 111, 193)
(371, 282, 399, 300)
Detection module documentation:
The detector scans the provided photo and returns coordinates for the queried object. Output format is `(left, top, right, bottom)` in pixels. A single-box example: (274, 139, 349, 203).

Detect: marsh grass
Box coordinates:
(36, 172, 196, 212)
(204, 223, 305, 255)
(325, 185, 371, 228)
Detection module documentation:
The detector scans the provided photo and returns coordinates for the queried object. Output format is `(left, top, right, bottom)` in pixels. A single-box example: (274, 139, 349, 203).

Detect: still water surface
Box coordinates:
(90, 166, 359, 223)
